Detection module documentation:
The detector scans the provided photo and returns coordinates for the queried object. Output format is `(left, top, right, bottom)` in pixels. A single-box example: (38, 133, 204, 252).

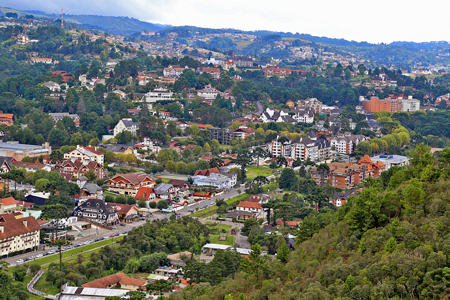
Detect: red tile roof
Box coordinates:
(0, 215, 41, 240)
(82, 273, 127, 288)
(194, 168, 220, 176)
(107, 203, 139, 215)
(237, 201, 262, 209)
(81, 146, 104, 156)
(11, 161, 46, 169)
(119, 277, 147, 287)
(0, 197, 18, 206)
(135, 186, 155, 201)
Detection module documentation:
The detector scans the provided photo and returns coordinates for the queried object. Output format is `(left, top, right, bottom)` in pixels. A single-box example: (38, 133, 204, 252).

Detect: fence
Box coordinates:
(27, 270, 46, 296)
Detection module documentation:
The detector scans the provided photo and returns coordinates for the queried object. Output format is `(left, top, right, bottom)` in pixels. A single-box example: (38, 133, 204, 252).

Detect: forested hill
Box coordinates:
(0, 6, 169, 36)
(169, 144, 450, 299)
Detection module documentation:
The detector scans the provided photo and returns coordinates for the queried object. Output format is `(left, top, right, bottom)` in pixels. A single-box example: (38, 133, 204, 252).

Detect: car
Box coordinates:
(77, 233, 84, 237)
(119, 222, 126, 226)
(114, 233, 119, 236)
(23, 258, 28, 262)
(36, 254, 43, 258)
(28, 256, 35, 260)
(16, 259, 24, 264)
(122, 231, 128, 234)
(188, 208, 194, 212)
(110, 234, 115, 238)
(112, 226, 117, 229)
(48, 250, 55, 254)
(42, 252, 48, 256)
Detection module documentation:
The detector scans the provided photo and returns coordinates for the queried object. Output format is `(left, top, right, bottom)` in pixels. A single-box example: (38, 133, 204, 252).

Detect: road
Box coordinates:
(256, 101, 264, 115)
(6, 220, 147, 267)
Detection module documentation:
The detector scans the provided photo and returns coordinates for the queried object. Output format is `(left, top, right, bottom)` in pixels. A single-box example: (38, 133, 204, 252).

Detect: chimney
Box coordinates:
(0, 225, 3, 233)
(23, 220, 27, 227)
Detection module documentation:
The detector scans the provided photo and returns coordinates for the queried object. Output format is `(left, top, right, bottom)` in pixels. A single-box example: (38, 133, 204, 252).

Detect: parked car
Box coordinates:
(77, 233, 84, 237)
(48, 250, 55, 254)
(42, 252, 49, 256)
(114, 233, 119, 236)
(109, 234, 115, 238)
(16, 259, 24, 264)
(28, 255, 35, 260)
(188, 208, 194, 212)
(112, 226, 117, 229)
(122, 231, 128, 234)
(119, 222, 126, 226)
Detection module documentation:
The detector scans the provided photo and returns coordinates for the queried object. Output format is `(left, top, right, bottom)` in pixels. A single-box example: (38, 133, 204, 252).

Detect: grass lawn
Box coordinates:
(246, 165, 277, 180)
(263, 182, 278, 193)
(156, 177, 171, 183)
(209, 235, 235, 246)
(34, 278, 60, 295)
(104, 191, 118, 199)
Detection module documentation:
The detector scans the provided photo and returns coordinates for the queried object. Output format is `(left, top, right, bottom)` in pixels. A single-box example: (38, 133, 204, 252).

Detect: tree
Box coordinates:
(277, 156, 288, 168)
(253, 147, 267, 167)
(176, 161, 187, 174)
(138, 199, 147, 208)
(317, 163, 330, 187)
(85, 170, 97, 182)
(157, 200, 169, 210)
(146, 280, 173, 295)
(276, 242, 290, 263)
(241, 218, 259, 236)
(35, 178, 50, 192)
(41, 204, 69, 270)
(278, 168, 297, 190)
(166, 160, 176, 172)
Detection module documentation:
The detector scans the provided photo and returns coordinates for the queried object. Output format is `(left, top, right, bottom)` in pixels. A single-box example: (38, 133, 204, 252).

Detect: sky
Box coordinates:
(2, 0, 449, 44)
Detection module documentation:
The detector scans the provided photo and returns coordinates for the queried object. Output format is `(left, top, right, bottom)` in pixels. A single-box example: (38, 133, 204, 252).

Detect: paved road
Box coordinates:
(5, 220, 147, 266)
(256, 101, 264, 115)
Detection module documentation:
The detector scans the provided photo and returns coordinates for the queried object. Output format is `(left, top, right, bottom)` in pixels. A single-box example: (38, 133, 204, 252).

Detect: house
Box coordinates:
(97, 144, 134, 154)
(247, 194, 270, 204)
(260, 107, 296, 124)
(192, 173, 232, 189)
(0, 214, 41, 257)
(51, 71, 74, 83)
(64, 145, 104, 165)
(79, 183, 103, 201)
(134, 186, 156, 201)
(200, 243, 255, 263)
(42, 81, 60, 92)
(197, 84, 221, 100)
(0, 197, 19, 213)
(0, 157, 13, 174)
(11, 160, 51, 172)
(163, 65, 189, 77)
(330, 191, 356, 207)
(113, 118, 139, 137)
(234, 201, 265, 220)
(49, 113, 80, 127)
(0, 113, 14, 126)
(194, 168, 237, 187)
(371, 155, 409, 171)
(153, 183, 177, 199)
(82, 272, 146, 290)
(16, 33, 29, 45)
(168, 179, 190, 189)
(107, 203, 140, 223)
(72, 199, 119, 226)
(143, 86, 173, 104)
(107, 172, 156, 196)
(264, 67, 291, 78)
(56, 158, 106, 179)
(25, 192, 51, 206)
(113, 90, 127, 100)
(276, 219, 302, 228)
(198, 67, 221, 79)
(31, 57, 52, 64)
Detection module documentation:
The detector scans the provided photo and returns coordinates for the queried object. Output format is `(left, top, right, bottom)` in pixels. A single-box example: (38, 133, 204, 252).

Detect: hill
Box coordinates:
(168, 144, 450, 299)
(0, 6, 170, 36)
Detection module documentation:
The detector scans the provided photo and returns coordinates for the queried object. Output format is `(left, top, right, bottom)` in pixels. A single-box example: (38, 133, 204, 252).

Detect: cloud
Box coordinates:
(2, 0, 449, 43)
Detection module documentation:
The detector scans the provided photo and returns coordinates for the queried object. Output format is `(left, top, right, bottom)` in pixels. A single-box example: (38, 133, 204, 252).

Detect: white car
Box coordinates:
(48, 250, 55, 254)
(16, 259, 24, 264)
(36, 254, 43, 258)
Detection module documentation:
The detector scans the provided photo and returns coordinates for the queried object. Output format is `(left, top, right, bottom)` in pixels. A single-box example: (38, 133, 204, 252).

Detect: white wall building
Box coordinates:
(114, 119, 139, 137)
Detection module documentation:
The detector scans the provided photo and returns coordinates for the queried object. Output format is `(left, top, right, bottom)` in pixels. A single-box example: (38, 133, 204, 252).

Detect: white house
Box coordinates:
(143, 86, 173, 104)
(114, 119, 139, 137)
(43, 81, 60, 92)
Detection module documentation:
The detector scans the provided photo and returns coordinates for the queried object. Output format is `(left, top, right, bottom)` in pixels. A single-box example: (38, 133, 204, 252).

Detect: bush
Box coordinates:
(29, 263, 41, 274)
(149, 201, 157, 209)
(126, 196, 136, 205)
(105, 195, 115, 203)
(157, 200, 169, 210)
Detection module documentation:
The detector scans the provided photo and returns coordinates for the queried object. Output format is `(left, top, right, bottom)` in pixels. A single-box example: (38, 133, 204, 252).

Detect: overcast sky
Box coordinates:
(3, 0, 449, 44)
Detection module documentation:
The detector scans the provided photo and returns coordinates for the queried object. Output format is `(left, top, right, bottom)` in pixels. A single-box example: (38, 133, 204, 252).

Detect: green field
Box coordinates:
(246, 165, 277, 180)
(209, 235, 235, 246)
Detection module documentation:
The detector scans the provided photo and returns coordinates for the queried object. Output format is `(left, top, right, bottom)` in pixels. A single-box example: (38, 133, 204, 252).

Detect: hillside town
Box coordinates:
(1, 7, 450, 300)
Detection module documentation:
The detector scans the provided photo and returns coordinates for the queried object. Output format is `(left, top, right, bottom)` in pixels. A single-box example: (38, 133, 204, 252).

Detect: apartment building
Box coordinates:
(142, 86, 173, 103)
(329, 133, 365, 154)
(0, 214, 41, 257)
